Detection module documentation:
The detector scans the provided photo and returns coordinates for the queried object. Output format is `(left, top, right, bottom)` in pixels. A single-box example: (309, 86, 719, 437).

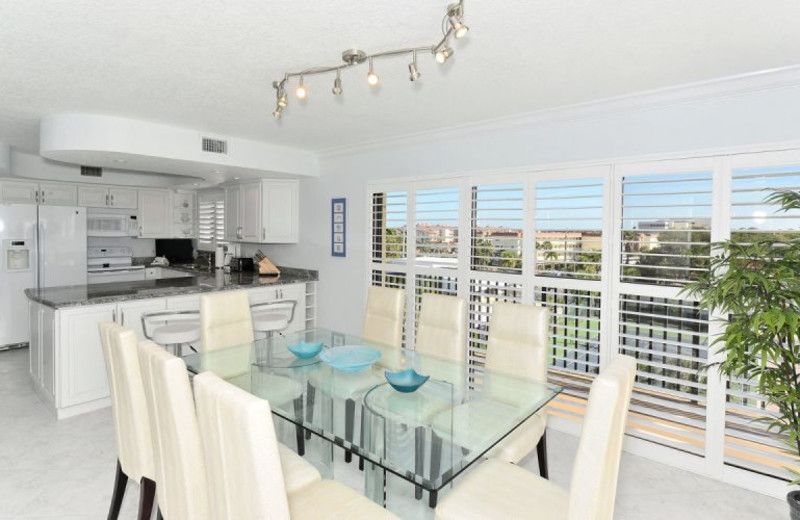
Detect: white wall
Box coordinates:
(263, 83, 800, 335)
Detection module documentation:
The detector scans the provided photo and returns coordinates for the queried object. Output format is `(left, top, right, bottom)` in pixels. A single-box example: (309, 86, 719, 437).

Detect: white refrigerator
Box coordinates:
(0, 204, 87, 347)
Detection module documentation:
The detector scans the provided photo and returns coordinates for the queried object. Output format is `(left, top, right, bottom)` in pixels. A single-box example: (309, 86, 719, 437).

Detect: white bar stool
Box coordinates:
(141, 310, 201, 356)
(251, 300, 298, 338)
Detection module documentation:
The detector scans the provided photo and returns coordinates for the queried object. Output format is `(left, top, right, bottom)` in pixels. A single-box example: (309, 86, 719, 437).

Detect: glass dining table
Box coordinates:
(183, 327, 561, 512)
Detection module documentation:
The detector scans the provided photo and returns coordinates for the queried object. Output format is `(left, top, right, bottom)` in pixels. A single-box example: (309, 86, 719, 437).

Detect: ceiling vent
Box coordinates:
(80, 165, 102, 177)
(201, 137, 228, 155)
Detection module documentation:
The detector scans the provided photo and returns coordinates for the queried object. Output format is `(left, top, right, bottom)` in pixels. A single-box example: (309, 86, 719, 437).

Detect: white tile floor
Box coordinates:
(0, 347, 788, 519)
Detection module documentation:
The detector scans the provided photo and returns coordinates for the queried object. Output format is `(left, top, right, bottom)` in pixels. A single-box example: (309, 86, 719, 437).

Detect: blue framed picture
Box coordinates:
(331, 198, 346, 257)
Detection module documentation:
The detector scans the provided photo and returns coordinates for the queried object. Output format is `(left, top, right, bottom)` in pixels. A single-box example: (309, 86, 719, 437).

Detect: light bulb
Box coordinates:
(367, 58, 380, 86)
(332, 73, 343, 95)
(435, 47, 453, 64)
(295, 77, 307, 99)
(450, 18, 469, 38)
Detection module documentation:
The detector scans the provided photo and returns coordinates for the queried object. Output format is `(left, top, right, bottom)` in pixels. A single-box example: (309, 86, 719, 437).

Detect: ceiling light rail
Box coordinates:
(271, 1, 469, 119)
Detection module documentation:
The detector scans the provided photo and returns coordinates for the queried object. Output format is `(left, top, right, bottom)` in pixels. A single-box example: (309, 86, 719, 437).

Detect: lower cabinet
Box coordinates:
(28, 283, 312, 419)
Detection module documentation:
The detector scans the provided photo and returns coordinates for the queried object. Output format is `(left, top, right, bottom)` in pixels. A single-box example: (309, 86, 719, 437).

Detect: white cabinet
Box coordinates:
(224, 180, 299, 243)
(117, 299, 166, 340)
(78, 186, 138, 209)
(138, 189, 171, 238)
(58, 304, 116, 409)
(1, 180, 38, 204)
(261, 180, 299, 243)
(39, 183, 78, 206)
(1, 180, 77, 206)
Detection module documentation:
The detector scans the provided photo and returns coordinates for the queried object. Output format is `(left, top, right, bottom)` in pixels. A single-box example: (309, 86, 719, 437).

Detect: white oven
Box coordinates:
(87, 211, 138, 237)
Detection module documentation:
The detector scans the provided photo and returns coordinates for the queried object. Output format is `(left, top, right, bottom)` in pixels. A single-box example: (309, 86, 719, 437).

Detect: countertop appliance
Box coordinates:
(229, 257, 254, 272)
(87, 246, 145, 284)
(0, 203, 87, 348)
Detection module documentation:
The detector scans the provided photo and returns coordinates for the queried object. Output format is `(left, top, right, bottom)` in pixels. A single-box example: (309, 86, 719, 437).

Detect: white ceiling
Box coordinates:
(2, 0, 800, 155)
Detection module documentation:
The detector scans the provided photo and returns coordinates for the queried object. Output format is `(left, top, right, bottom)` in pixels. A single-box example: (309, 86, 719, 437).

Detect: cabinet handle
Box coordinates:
(112, 309, 117, 322)
(34, 190, 39, 204)
(139, 226, 143, 237)
(40, 191, 45, 204)
(120, 310, 125, 326)
(262, 227, 265, 240)
(110, 194, 115, 206)
(105, 194, 109, 206)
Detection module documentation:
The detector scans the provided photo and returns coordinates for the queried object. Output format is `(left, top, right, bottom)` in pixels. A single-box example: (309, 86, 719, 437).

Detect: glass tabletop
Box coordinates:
(183, 327, 562, 498)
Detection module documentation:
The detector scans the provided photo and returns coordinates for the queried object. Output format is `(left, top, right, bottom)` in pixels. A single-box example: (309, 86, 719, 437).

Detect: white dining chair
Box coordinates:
(137, 340, 322, 520)
(415, 293, 467, 362)
(435, 355, 637, 520)
(200, 290, 306, 454)
(99, 322, 156, 520)
(194, 370, 399, 520)
(362, 285, 406, 348)
(484, 302, 551, 475)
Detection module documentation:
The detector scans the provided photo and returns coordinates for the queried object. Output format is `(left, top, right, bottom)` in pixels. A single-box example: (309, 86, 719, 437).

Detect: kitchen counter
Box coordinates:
(25, 266, 318, 309)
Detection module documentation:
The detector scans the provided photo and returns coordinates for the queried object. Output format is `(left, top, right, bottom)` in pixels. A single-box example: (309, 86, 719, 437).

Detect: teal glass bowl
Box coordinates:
(287, 341, 324, 359)
(320, 345, 381, 373)
(385, 369, 430, 393)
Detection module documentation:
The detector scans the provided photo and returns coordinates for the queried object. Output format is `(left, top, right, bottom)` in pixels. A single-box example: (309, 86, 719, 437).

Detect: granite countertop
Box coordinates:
(24, 265, 318, 309)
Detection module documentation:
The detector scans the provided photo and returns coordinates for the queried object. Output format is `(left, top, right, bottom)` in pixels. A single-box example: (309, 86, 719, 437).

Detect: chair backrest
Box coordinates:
(567, 355, 636, 520)
(99, 322, 154, 483)
(485, 302, 550, 382)
(363, 285, 405, 348)
(415, 293, 466, 362)
(200, 290, 254, 351)
(138, 340, 210, 520)
(194, 371, 291, 520)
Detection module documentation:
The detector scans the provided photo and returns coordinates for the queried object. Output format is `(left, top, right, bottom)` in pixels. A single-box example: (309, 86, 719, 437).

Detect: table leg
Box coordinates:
(344, 398, 355, 463)
(292, 396, 305, 456)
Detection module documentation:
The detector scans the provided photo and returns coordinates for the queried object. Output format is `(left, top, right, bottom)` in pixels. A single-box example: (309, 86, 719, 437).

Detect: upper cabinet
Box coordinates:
(138, 189, 171, 238)
(77, 186, 137, 209)
(224, 179, 298, 244)
(0, 180, 77, 206)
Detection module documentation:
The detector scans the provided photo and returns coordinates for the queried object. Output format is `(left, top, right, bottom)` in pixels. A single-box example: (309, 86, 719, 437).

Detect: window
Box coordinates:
(198, 190, 225, 251)
(470, 183, 523, 274)
(415, 187, 459, 269)
(467, 278, 523, 369)
(372, 191, 408, 264)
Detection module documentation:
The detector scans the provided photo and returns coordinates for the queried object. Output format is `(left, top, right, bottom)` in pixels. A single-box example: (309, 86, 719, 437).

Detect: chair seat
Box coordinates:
(278, 443, 321, 493)
(435, 458, 568, 520)
(288, 479, 397, 519)
(152, 322, 201, 345)
(253, 313, 290, 333)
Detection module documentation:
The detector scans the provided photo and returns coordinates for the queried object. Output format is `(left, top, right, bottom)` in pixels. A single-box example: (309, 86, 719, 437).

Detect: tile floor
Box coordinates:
(0, 348, 789, 519)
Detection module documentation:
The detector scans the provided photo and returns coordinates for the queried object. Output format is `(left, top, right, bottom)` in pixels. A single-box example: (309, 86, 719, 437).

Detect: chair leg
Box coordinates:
(537, 431, 549, 479)
(414, 426, 425, 500)
(157, 508, 164, 520)
(293, 397, 305, 456)
(138, 478, 156, 520)
(107, 460, 128, 520)
(344, 398, 355, 463)
(305, 383, 315, 440)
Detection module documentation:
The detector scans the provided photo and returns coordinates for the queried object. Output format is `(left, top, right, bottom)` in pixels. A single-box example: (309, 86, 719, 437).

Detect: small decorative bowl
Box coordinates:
(384, 369, 430, 393)
(287, 341, 324, 359)
(320, 345, 381, 373)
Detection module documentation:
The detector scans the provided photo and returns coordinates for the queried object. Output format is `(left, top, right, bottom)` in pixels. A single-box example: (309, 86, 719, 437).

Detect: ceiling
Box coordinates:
(2, 0, 800, 156)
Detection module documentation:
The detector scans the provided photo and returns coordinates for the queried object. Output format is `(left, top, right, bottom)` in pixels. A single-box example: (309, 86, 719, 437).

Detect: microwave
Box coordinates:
(87, 212, 139, 237)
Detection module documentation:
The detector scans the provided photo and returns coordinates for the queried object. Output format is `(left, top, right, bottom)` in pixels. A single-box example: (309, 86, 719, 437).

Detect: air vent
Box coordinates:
(202, 137, 228, 155)
(80, 165, 102, 177)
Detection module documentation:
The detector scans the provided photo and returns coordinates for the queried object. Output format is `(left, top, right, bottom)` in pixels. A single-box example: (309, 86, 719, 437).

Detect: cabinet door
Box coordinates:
(59, 304, 116, 407)
(261, 180, 299, 243)
(109, 187, 137, 209)
(138, 189, 171, 238)
(240, 181, 262, 242)
(39, 183, 78, 206)
(77, 186, 109, 207)
(117, 299, 166, 340)
(225, 186, 241, 241)
(1, 180, 38, 204)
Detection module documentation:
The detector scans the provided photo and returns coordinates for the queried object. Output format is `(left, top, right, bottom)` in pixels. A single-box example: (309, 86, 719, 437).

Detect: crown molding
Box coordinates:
(317, 65, 800, 159)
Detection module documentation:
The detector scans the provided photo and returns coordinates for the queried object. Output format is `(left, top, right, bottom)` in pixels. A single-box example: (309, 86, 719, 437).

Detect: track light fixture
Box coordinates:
(408, 50, 421, 81)
(366, 58, 380, 86)
(332, 70, 343, 95)
(270, 0, 469, 119)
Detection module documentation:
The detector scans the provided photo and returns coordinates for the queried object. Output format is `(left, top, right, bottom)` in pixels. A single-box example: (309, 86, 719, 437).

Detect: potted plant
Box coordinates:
(683, 190, 800, 518)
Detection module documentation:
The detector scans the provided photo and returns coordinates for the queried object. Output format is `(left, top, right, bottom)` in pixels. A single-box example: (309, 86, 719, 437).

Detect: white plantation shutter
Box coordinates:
(470, 183, 523, 274)
(198, 190, 225, 251)
(371, 191, 408, 264)
(415, 187, 459, 269)
(467, 277, 523, 370)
